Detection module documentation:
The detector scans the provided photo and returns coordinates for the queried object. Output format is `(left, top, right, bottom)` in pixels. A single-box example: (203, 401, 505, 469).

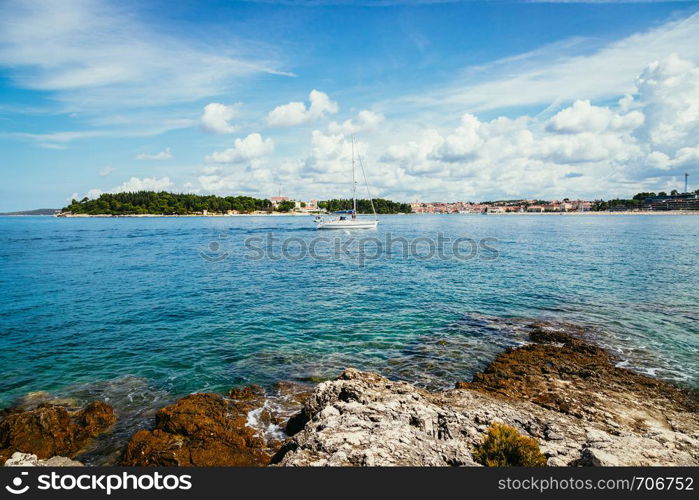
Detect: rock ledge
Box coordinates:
(274, 328, 698, 467)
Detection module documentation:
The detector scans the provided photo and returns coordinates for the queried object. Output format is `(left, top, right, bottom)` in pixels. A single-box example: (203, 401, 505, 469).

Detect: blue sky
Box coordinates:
(1, 0, 699, 210)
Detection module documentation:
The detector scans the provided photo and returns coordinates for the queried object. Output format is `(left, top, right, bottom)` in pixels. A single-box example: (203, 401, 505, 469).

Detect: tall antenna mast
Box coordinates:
(685, 172, 689, 194)
(351, 136, 357, 215)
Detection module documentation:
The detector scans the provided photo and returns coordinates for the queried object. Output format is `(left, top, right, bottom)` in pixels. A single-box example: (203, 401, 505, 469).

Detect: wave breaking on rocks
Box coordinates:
(2, 320, 697, 467)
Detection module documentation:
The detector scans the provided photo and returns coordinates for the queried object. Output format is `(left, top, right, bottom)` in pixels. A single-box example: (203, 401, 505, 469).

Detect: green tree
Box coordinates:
(276, 200, 296, 212)
(318, 198, 411, 214)
(61, 191, 272, 215)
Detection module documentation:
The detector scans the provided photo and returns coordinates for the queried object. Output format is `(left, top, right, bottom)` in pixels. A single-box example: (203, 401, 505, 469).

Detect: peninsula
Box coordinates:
(58, 192, 412, 216)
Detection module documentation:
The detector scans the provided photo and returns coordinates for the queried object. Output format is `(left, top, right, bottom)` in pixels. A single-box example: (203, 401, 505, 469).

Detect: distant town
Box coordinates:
(410, 190, 699, 214)
(204, 188, 699, 215)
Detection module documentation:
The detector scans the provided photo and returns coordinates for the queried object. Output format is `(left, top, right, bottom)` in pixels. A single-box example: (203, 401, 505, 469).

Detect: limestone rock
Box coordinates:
(4, 452, 83, 467)
(274, 367, 698, 467)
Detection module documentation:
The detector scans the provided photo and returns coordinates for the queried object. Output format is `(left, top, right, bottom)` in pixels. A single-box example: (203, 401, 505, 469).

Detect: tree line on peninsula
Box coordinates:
(62, 191, 411, 215)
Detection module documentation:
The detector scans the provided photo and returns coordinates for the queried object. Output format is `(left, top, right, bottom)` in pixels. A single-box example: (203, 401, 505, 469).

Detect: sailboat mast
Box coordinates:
(351, 136, 357, 215)
(358, 155, 378, 222)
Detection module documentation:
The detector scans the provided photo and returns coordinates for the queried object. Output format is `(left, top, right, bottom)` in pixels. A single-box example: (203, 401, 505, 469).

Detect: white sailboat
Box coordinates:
(315, 137, 378, 230)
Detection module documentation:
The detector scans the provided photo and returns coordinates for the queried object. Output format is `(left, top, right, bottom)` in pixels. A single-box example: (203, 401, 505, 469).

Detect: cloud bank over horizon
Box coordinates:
(1, 1, 698, 209)
(175, 52, 699, 204)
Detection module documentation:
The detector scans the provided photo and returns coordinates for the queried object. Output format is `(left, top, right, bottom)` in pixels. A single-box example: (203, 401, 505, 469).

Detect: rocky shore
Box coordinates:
(274, 324, 698, 466)
(0, 400, 115, 465)
(2, 323, 697, 467)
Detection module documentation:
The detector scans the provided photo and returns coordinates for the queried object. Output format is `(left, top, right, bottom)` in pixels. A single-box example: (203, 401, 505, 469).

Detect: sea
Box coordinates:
(0, 214, 697, 460)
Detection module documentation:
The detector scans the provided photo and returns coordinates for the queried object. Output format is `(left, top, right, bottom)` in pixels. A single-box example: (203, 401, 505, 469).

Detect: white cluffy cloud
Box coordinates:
(201, 103, 237, 134)
(136, 148, 172, 160)
(205, 133, 274, 163)
(546, 100, 644, 134)
(303, 130, 369, 174)
(114, 176, 174, 192)
(375, 54, 699, 201)
(80, 176, 174, 201)
(183, 53, 699, 203)
(328, 110, 385, 135)
(193, 131, 369, 200)
(267, 90, 339, 127)
(79, 49, 696, 205)
(632, 54, 699, 152)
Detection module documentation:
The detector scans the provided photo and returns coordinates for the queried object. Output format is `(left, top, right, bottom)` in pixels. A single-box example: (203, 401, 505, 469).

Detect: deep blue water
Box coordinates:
(1, 214, 698, 411)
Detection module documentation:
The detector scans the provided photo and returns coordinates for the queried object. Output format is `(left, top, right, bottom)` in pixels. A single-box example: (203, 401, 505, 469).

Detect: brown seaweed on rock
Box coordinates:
(457, 326, 699, 431)
(0, 401, 115, 463)
(121, 393, 271, 466)
(120, 381, 313, 467)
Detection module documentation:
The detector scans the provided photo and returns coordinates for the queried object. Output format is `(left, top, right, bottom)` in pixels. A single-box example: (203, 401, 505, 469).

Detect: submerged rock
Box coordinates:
(274, 329, 699, 467)
(0, 402, 116, 463)
(121, 393, 271, 467)
(11, 391, 79, 411)
(4, 452, 83, 467)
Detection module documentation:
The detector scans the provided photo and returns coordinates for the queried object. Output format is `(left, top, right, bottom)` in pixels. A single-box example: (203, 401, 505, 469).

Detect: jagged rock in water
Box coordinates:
(4, 452, 83, 467)
(121, 380, 314, 467)
(121, 393, 271, 466)
(228, 384, 266, 402)
(458, 326, 699, 436)
(274, 330, 699, 467)
(0, 402, 116, 463)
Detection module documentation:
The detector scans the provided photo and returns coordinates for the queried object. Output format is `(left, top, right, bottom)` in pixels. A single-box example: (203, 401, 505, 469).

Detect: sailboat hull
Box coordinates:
(316, 220, 378, 230)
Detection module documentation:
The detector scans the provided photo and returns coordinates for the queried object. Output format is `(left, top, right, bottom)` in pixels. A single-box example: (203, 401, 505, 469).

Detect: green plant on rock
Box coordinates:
(473, 422, 547, 467)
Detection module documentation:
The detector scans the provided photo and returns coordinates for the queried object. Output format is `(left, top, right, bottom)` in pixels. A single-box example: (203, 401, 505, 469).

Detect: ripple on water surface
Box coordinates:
(0, 215, 697, 410)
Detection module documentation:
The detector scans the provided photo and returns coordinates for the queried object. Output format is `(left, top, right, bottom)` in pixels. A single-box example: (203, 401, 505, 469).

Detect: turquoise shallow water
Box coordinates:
(1, 214, 697, 411)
